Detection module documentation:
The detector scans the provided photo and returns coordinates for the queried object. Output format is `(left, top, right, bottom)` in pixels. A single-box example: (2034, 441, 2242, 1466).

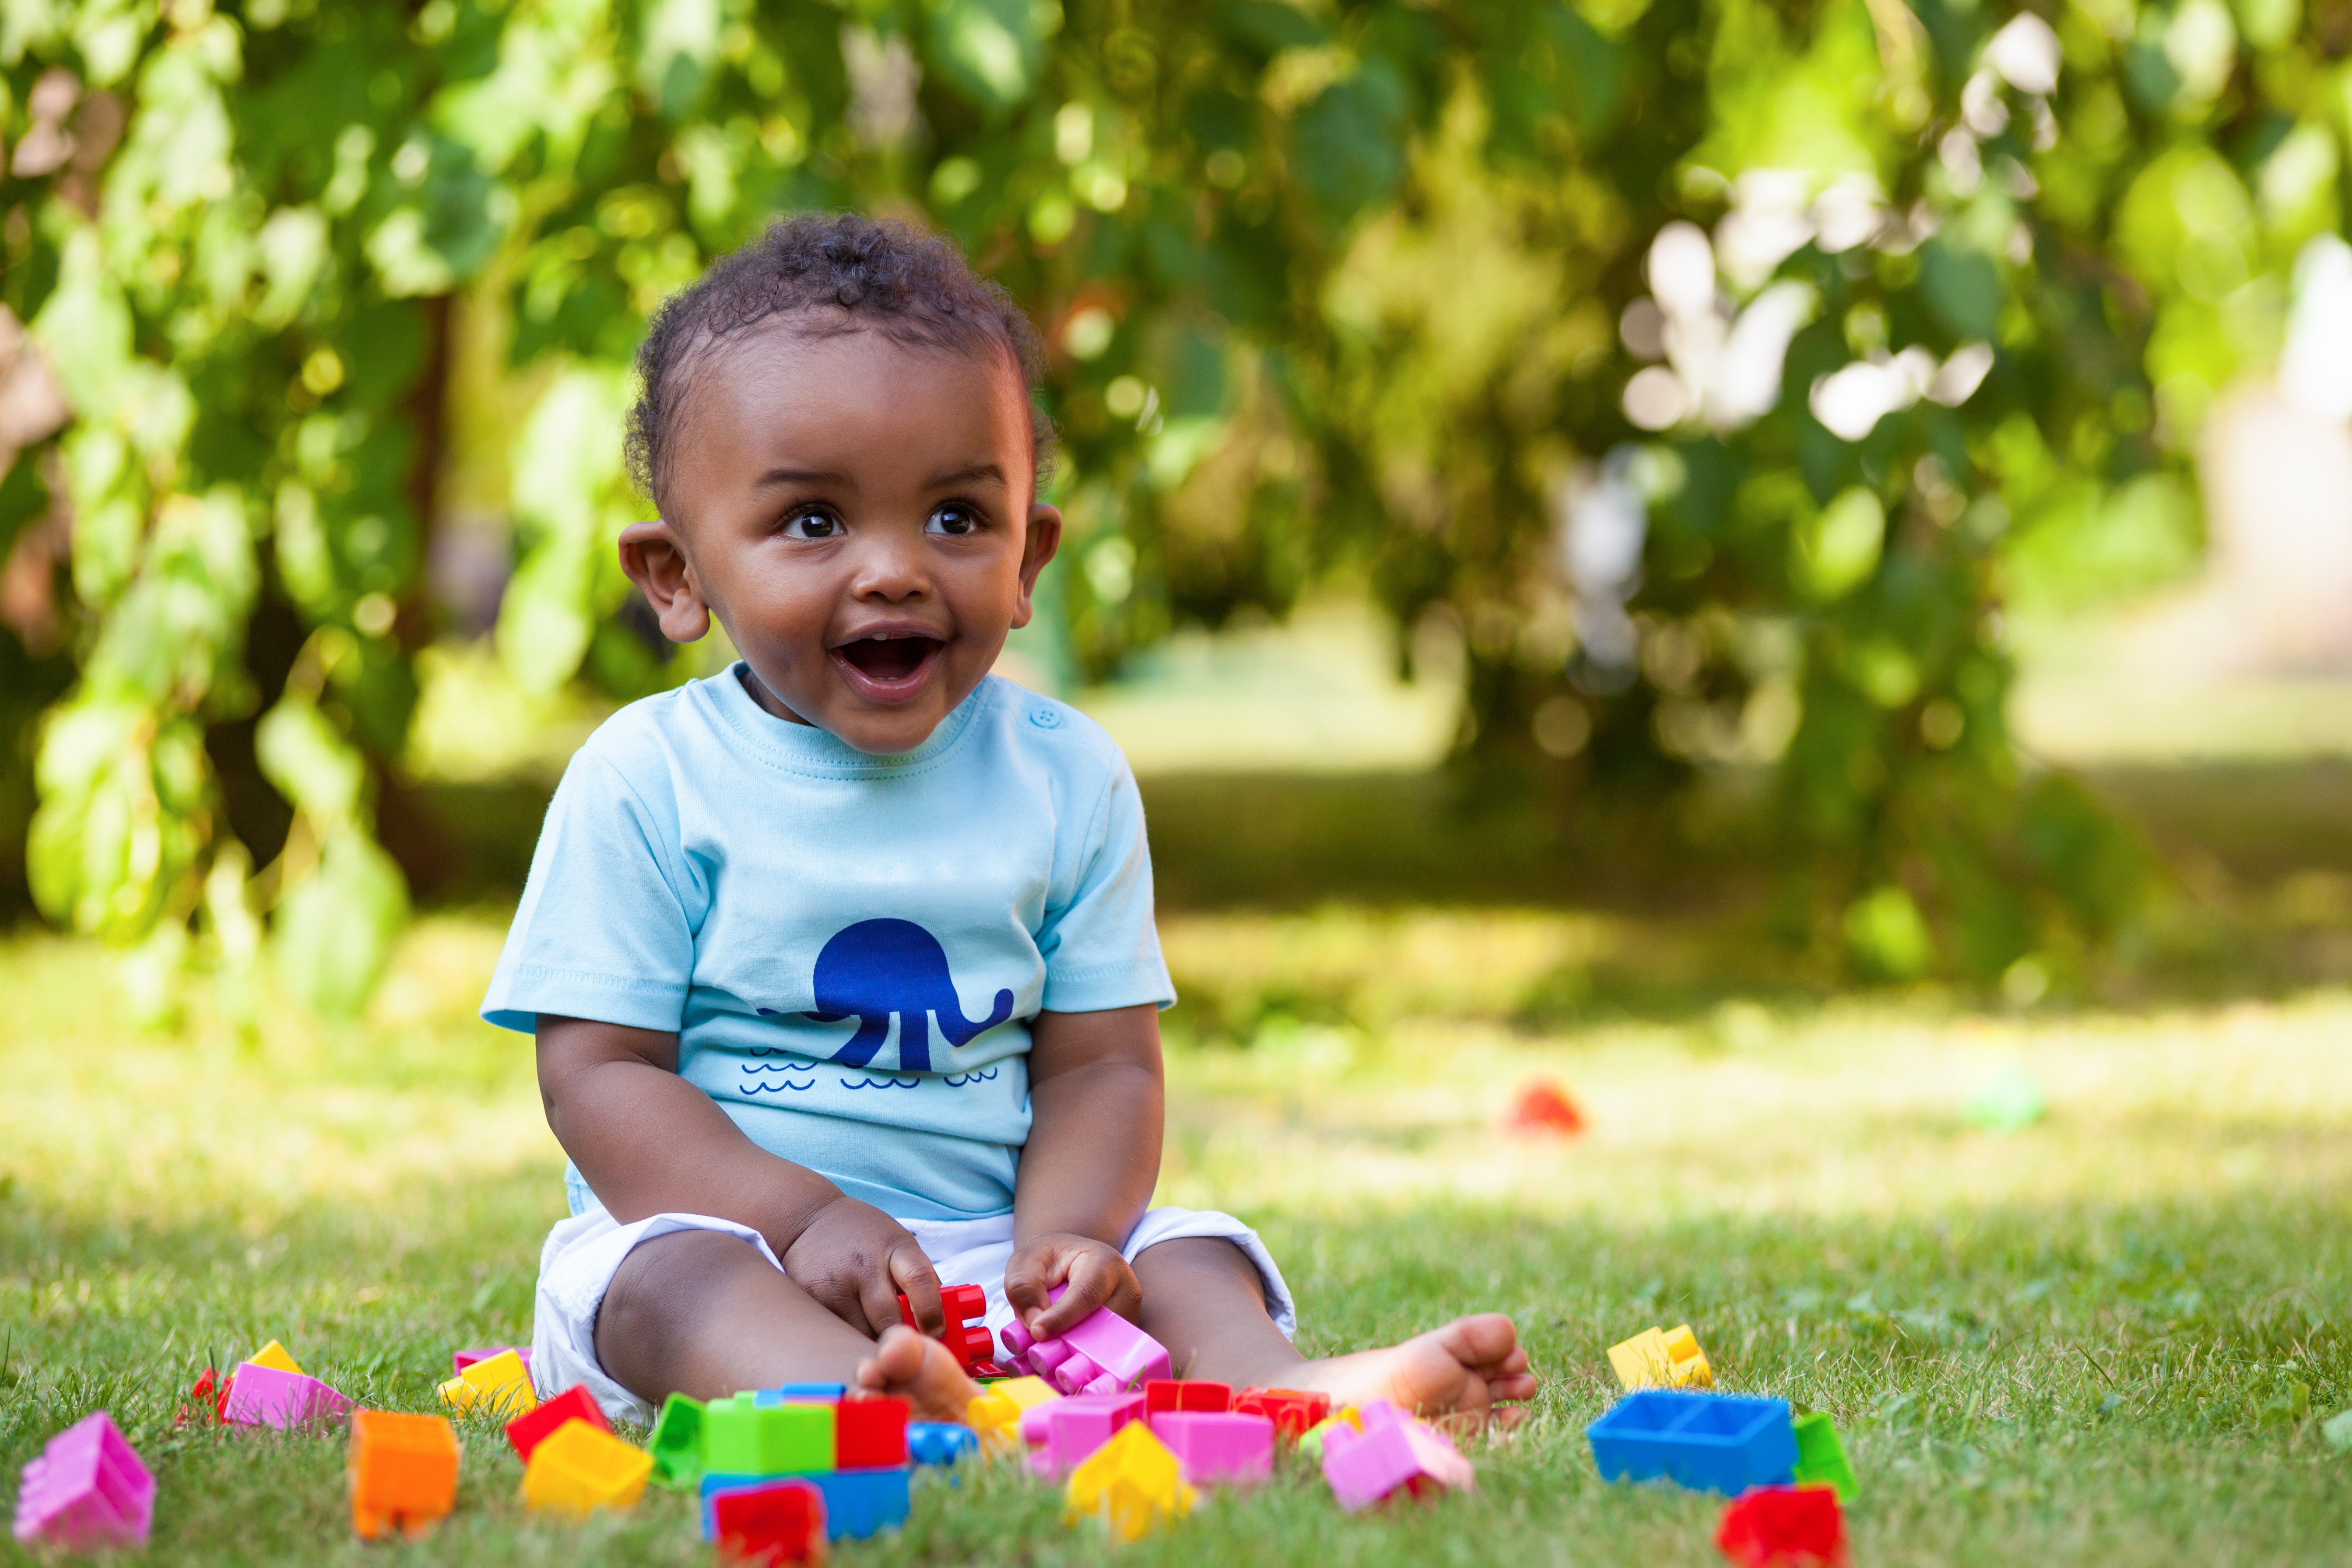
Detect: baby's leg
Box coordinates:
(1133, 1238, 1537, 1424)
(596, 1230, 978, 1421)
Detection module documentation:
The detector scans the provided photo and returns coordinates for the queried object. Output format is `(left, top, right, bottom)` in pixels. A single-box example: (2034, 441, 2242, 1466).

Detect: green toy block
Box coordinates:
(649, 1393, 706, 1489)
(704, 1395, 835, 1475)
(1791, 1411, 1857, 1501)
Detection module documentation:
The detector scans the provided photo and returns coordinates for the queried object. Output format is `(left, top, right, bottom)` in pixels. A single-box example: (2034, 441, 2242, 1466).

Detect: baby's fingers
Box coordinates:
(1001, 1245, 1067, 1329)
(887, 1246, 946, 1336)
(1029, 1247, 1137, 1339)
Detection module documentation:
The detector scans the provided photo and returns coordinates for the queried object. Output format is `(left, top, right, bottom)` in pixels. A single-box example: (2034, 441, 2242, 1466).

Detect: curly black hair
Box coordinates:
(625, 212, 1053, 511)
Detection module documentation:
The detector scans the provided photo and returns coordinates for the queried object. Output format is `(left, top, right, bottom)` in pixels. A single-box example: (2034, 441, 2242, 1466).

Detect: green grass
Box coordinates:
(7, 909, 2352, 1566)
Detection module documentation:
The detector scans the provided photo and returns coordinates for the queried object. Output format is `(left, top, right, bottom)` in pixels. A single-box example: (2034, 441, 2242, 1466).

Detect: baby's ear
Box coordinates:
(1011, 503, 1063, 629)
(618, 518, 712, 644)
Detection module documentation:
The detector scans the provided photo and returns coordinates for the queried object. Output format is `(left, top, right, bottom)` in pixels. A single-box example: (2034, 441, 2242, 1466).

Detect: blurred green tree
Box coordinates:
(0, 0, 2342, 1011)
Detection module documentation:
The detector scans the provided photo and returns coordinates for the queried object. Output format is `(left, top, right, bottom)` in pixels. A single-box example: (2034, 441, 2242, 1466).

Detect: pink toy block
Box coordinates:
(1147, 1410, 1275, 1486)
(12, 1412, 154, 1550)
(453, 1345, 532, 1376)
(1023, 1391, 1146, 1479)
(999, 1285, 1171, 1396)
(1320, 1400, 1474, 1511)
(222, 1361, 353, 1428)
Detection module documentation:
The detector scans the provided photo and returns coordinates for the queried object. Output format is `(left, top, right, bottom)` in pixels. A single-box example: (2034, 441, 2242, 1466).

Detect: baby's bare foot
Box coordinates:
(1282, 1314, 1537, 1426)
(852, 1325, 983, 1423)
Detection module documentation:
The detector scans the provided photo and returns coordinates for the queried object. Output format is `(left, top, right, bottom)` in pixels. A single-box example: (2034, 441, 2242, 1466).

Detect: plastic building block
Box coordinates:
(520, 1419, 652, 1515)
(437, 1349, 537, 1419)
(1587, 1390, 1797, 1496)
(706, 1394, 835, 1475)
(993, 1376, 1062, 1414)
(1148, 1410, 1274, 1485)
(1319, 1400, 1474, 1510)
(711, 1478, 827, 1565)
(1609, 1324, 1713, 1390)
(649, 1393, 706, 1490)
(247, 1339, 304, 1376)
(224, 1361, 354, 1428)
(1063, 1422, 1194, 1543)
(1000, 1284, 1171, 1394)
(1144, 1379, 1232, 1415)
(705, 1469, 910, 1541)
(1296, 1408, 1362, 1463)
(348, 1410, 460, 1540)
(1503, 1079, 1587, 1136)
(505, 1384, 611, 1462)
(897, 1283, 997, 1373)
(11, 1412, 154, 1550)
(907, 1422, 979, 1466)
(179, 1366, 231, 1425)
(835, 1397, 909, 1468)
(964, 1389, 1023, 1456)
(1790, 1412, 1856, 1501)
(1233, 1386, 1332, 1439)
(757, 1383, 846, 1403)
(1025, 1391, 1146, 1479)
(1716, 1483, 1848, 1568)
(452, 1345, 531, 1376)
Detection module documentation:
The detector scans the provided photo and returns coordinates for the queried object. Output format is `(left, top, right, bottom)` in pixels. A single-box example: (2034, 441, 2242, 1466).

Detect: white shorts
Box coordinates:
(531, 1205, 1297, 1423)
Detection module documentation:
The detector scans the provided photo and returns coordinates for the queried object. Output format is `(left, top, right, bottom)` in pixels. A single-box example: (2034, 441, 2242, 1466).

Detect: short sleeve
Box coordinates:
(480, 750, 699, 1034)
(1035, 762, 1176, 1013)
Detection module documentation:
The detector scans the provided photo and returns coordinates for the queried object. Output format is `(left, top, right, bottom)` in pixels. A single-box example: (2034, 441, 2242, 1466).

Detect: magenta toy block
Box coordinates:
(453, 1345, 532, 1376)
(12, 1412, 155, 1550)
(1148, 1411, 1275, 1486)
(222, 1361, 353, 1429)
(1022, 1392, 1145, 1479)
(1320, 1403, 1474, 1511)
(999, 1285, 1171, 1395)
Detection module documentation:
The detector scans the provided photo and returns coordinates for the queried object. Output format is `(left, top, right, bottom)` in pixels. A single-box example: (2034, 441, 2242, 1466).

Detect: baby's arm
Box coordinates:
(1004, 1003, 1164, 1338)
(536, 1014, 950, 1336)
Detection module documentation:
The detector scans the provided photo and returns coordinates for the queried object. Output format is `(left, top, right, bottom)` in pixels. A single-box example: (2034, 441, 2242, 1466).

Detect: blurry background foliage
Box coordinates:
(0, 0, 2345, 1017)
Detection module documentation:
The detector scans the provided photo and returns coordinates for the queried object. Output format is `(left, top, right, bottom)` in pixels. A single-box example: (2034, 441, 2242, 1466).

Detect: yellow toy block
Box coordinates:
(966, 1391, 1023, 1456)
(1297, 1405, 1365, 1463)
(247, 1340, 303, 1377)
(436, 1349, 538, 1418)
(993, 1376, 1061, 1414)
(1064, 1422, 1194, 1543)
(348, 1410, 460, 1540)
(1608, 1325, 1713, 1389)
(1661, 1324, 1713, 1388)
(520, 1418, 651, 1515)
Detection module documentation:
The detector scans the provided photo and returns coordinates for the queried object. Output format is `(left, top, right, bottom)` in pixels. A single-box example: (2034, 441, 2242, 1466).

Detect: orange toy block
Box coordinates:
(348, 1410, 461, 1540)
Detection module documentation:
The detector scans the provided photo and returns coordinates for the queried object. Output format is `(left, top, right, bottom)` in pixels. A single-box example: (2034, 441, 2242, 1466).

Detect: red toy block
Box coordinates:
(178, 1368, 232, 1425)
(1504, 1079, 1587, 1136)
(1234, 1387, 1331, 1439)
(505, 1385, 611, 1462)
(896, 1283, 997, 1375)
(1716, 1483, 1848, 1568)
(1145, 1380, 1232, 1415)
(713, 1478, 826, 1565)
(834, 1396, 910, 1469)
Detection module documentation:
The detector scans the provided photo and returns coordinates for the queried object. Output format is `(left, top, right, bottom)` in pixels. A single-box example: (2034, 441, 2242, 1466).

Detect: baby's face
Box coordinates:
(659, 324, 1060, 754)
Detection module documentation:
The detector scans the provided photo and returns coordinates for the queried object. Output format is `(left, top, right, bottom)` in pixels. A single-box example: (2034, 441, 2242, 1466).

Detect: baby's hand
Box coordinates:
(1004, 1232, 1141, 1340)
(782, 1195, 946, 1337)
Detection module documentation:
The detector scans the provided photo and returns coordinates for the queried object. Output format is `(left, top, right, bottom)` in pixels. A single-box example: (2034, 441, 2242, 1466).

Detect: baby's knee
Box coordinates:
(596, 1228, 766, 1365)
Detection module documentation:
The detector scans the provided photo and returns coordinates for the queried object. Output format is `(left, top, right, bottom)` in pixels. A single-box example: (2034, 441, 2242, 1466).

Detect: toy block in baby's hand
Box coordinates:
(711, 1478, 826, 1565)
(1716, 1482, 1847, 1568)
(1144, 1379, 1232, 1414)
(1000, 1285, 1171, 1394)
(348, 1410, 460, 1540)
(436, 1349, 537, 1419)
(898, 1283, 998, 1375)
(520, 1420, 652, 1515)
(11, 1411, 154, 1550)
(1232, 1386, 1332, 1439)
(1062, 1421, 1194, 1543)
(505, 1385, 610, 1462)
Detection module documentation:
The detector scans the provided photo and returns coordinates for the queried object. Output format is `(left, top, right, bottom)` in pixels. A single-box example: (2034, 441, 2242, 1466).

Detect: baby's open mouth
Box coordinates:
(834, 632, 944, 686)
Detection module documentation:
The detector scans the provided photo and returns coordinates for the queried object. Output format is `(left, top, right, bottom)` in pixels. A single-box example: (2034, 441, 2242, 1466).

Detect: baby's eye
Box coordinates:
(782, 510, 843, 540)
(926, 504, 982, 537)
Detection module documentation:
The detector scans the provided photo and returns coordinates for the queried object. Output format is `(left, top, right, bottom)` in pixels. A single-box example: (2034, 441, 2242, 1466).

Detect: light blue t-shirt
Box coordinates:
(481, 667, 1175, 1221)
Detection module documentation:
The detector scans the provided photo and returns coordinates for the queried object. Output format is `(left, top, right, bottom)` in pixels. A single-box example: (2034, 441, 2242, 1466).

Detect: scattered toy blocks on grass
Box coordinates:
(1319, 1401, 1474, 1511)
(437, 1349, 537, 1419)
(1790, 1412, 1857, 1501)
(1064, 1422, 1194, 1543)
(11, 1412, 154, 1550)
(1025, 1392, 1146, 1479)
(224, 1361, 354, 1429)
(1001, 1285, 1172, 1394)
(1144, 1379, 1232, 1415)
(1609, 1324, 1713, 1390)
(1587, 1390, 1797, 1497)
(348, 1410, 460, 1540)
(1503, 1079, 1587, 1136)
(706, 1395, 835, 1475)
(1148, 1411, 1274, 1486)
(835, 1397, 909, 1469)
(703, 1470, 910, 1542)
(710, 1477, 826, 1564)
(907, 1422, 979, 1466)
(506, 1385, 611, 1462)
(452, 1345, 532, 1377)
(649, 1393, 706, 1490)
(1233, 1386, 1333, 1440)
(247, 1339, 303, 1376)
(520, 1419, 651, 1515)
(1716, 1483, 1848, 1568)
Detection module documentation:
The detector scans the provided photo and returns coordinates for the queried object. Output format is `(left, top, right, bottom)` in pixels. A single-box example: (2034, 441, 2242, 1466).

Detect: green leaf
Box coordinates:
(1293, 73, 1407, 225)
(256, 695, 366, 829)
(1793, 488, 1885, 601)
(271, 826, 408, 1019)
(928, 0, 1045, 116)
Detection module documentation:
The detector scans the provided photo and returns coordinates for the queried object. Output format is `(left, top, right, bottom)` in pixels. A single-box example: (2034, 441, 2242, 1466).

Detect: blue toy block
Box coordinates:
(1585, 1390, 1797, 1497)
(701, 1466, 912, 1541)
(754, 1383, 847, 1405)
(907, 1422, 979, 1466)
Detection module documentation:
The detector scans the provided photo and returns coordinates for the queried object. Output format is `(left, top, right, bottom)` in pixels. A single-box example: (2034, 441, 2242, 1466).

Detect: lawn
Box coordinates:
(6, 875, 2352, 1566)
